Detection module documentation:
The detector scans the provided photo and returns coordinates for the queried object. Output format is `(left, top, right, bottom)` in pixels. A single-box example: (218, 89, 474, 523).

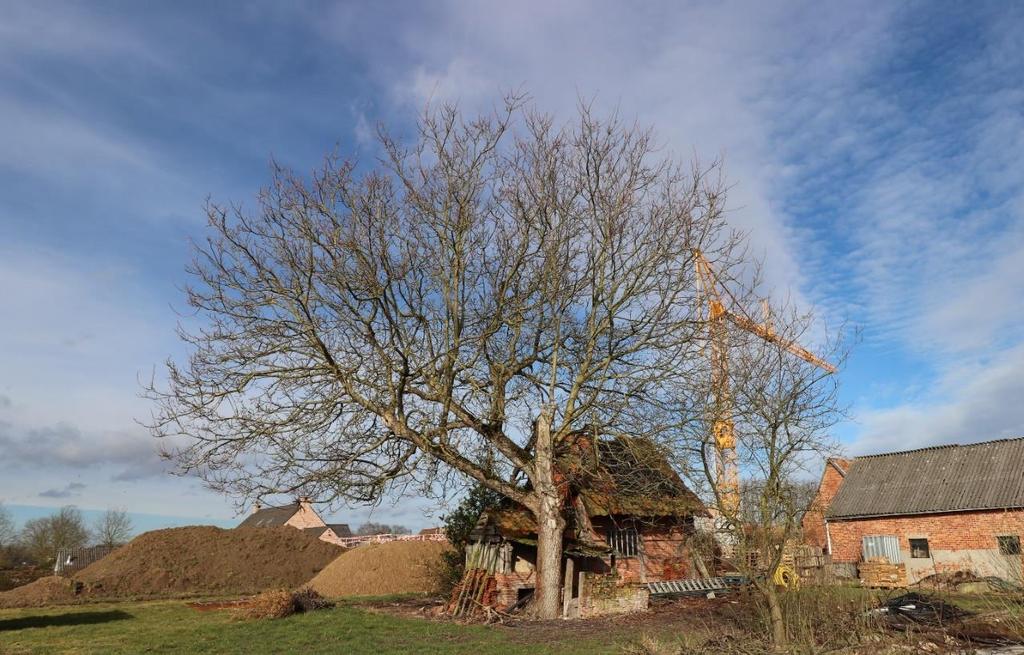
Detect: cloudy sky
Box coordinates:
(2, 1, 1022, 531)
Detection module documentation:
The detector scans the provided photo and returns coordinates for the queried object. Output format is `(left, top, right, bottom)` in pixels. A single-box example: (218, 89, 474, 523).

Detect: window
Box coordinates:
(909, 538, 930, 559)
(998, 535, 1021, 556)
(608, 523, 640, 558)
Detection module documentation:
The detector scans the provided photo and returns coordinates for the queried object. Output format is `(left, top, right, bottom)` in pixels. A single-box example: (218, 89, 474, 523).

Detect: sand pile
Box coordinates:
(305, 540, 451, 597)
(0, 576, 82, 608)
(0, 526, 344, 608)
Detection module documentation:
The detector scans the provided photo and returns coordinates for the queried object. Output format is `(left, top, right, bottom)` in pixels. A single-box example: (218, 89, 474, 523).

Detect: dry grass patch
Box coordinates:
(234, 589, 335, 620)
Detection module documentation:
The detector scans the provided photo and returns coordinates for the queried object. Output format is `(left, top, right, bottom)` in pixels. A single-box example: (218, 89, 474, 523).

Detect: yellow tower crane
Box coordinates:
(693, 250, 837, 513)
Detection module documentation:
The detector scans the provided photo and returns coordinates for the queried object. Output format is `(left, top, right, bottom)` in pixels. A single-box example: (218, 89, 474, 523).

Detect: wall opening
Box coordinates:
(608, 522, 640, 558)
(909, 538, 930, 559)
(998, 535, 1021, 556)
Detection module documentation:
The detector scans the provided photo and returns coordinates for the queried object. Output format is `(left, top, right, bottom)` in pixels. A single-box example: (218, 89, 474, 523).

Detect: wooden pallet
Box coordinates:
(858, 560, 907, 589)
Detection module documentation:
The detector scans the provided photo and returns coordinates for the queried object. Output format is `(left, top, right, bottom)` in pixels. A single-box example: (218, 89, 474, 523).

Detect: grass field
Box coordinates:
(0, 597, 631, 655)
(3, 589, 1021, 654)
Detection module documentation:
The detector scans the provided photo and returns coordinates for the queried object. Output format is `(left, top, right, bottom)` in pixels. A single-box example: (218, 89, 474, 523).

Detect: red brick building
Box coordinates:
(467, 434, 707, 615)
(801, 457, 851, 551)
(804, 438, 1024, 584)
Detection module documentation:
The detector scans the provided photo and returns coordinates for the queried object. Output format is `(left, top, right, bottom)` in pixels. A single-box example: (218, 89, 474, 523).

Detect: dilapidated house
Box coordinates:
(237, 497, 353, 546)
(804, 438, 1024, 584)
(465, 433, 707, 616)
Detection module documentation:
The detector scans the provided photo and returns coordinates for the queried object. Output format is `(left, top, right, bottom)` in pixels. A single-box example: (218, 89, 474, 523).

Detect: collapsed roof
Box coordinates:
(473, 434, 705, 544)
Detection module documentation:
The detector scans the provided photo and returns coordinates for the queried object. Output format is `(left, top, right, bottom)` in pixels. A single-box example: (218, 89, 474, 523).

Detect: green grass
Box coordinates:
(0, 599, 622, 655)
(7, 587, 1015, 654)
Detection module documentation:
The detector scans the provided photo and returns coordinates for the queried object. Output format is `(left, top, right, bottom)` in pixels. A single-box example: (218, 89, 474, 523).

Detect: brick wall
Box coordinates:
(492, 571, 536, 609)
(590, 517, 693, 583)
(284, 499, 327, 530)
(577, 573, 649, 618)
(828, 509, 1024, 583)
(802, 458, 850, 551)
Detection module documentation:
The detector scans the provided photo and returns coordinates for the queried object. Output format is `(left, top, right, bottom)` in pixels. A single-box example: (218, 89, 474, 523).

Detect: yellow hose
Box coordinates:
(773, 564, 800, 590)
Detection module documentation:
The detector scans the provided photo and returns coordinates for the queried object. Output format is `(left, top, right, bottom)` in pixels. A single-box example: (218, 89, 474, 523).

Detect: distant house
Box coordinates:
(237, 496, 352, 546)
(467, 433, 707, 615)
(804, 438, 1024, 584)
(54, 544, 115, 576)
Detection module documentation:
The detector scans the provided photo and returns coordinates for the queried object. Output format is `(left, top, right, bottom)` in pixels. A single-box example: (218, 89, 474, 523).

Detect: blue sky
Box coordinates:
(2, 1, 1023, 533)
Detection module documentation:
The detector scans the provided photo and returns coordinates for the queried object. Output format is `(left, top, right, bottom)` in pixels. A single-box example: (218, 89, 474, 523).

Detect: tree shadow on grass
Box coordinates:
(0, 610, 132, 631)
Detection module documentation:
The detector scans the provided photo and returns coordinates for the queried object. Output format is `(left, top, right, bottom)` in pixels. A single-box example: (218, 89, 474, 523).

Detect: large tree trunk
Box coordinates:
(533, 406, 566, 620)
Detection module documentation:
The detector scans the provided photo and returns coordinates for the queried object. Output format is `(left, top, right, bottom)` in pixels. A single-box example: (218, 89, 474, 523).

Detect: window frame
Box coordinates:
(607, 522, 641, 558)
(908, 537, 930, 559)
(997, 535, 1021, 556)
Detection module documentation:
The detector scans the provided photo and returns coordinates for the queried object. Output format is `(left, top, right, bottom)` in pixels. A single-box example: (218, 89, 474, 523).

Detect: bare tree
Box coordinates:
(355, 522, 411, 536)
(0, 503, 14, 547)
(679, 304, 845, 649)
(19, 506, 90, 564)
(0, 503, 15, 567)
(93, 508, 133, 548)
(147, 97, 743, 618)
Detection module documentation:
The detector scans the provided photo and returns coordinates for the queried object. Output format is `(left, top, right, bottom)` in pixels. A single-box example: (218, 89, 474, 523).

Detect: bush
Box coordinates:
(293, 588, 334, 612)
(436, 484, 503, 594)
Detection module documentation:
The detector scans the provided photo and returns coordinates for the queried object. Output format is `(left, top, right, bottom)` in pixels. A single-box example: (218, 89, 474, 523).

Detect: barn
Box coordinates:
(465, 432, 708, 615)
(803, 438, 1024, 584)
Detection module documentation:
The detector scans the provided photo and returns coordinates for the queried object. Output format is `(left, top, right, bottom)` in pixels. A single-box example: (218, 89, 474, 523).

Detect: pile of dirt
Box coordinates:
(305, 540, 452, 597)
(0, 576, 83, 608)
(76, 526, 343, 599)
(0, 526, 344, 608)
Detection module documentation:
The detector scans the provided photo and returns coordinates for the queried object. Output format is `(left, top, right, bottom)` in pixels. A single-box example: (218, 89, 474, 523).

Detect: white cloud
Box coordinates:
(321, 1, 1024, 453)
(851, 342, 1024, 455)
(336, 1, 901, 304)
(0, 245, 195, 510)
(0, 421, 163, 475)
(39, 482, 87, 499)
(0, 246, 170, 428)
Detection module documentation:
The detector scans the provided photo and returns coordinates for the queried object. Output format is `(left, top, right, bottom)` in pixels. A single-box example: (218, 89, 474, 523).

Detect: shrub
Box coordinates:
(436, 484, 503, 594)
(293, 588, 334, 612)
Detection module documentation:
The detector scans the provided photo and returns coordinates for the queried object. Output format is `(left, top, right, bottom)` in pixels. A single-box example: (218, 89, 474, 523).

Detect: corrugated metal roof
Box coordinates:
(826, 437, 1024, 519)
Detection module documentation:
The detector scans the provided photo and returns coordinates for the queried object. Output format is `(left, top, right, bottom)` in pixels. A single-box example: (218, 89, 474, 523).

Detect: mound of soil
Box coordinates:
(0, 526, 344, 608)
(0, 576, 83, 609)
(76, 526, 343, 599)
(305, 540, 451, 597)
